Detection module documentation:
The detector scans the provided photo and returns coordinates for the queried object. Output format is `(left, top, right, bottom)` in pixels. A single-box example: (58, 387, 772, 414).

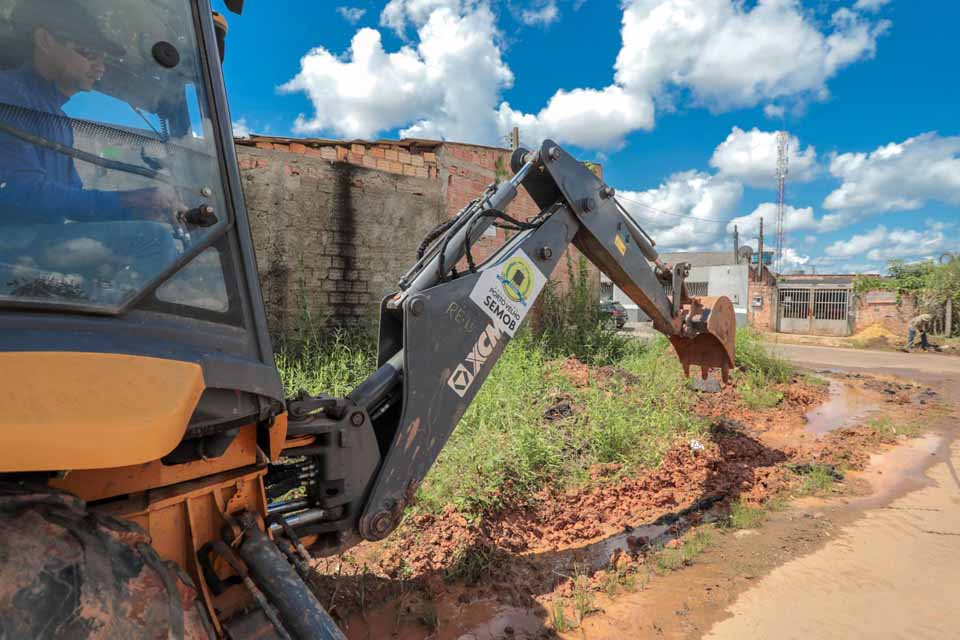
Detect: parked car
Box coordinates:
(600, 300, 628, 329)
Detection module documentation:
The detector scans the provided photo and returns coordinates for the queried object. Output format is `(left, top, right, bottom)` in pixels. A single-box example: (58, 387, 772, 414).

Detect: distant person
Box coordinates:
(0, 0, 183, 300)
(907, 313, 932, 351)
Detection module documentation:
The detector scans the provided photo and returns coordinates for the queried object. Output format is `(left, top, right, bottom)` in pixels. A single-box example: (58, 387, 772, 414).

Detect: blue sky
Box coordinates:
(214, 0, 959, 274)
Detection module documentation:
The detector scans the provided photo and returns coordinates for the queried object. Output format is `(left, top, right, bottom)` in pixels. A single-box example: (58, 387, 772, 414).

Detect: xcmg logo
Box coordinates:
(447, 323, 503, 398)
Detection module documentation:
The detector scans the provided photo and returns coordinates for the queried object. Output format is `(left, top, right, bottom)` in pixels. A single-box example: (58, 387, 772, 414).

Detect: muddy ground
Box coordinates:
(308, 361, 950, 640)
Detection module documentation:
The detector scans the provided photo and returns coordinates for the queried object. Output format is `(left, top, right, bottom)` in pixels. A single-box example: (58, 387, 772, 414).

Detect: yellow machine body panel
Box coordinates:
(0, 352, 204, 472)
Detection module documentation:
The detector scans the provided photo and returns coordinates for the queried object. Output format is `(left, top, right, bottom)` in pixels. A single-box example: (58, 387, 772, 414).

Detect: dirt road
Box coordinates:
(771, 343, 960, 378)
(705, 345, 960, 639)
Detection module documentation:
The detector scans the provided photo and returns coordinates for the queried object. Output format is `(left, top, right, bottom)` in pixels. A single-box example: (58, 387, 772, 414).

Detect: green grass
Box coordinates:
(275, 328, 377, 397)
(793, 463, 840, 496)
(736, 328, 794, 384)
(727, 499, 767, 529)
(800, 372, 829, 387)
(733, 329, 793, 409)
(867, 415, 920, 440)
(738, 370, 785, 410)
(551, 599, 572, 632)
(599, 563, 640, 597)
(653, 528, 715, 574)
(442, 545, 494, 585)
(415, 334, 706, 515)
(571, 570, 600, 623)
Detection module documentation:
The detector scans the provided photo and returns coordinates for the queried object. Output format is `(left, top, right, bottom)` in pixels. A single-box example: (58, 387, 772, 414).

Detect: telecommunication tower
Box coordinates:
(775, 131, 789, 273)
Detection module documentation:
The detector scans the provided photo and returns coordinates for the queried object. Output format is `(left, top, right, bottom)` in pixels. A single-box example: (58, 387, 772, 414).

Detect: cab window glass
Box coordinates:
(155, 246, 228, 312)
(0, 0, 228, 311)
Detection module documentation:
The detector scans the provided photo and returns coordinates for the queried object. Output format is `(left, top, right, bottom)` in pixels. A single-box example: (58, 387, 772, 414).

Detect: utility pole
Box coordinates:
(510, 127, 520, 150)
(775, 131, 789, 274)
(733, 225, 740, 264)
(757, 217, 765, 283)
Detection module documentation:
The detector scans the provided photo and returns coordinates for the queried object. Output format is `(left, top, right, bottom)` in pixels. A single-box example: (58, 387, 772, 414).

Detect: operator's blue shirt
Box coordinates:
(0, 65, 123, 223)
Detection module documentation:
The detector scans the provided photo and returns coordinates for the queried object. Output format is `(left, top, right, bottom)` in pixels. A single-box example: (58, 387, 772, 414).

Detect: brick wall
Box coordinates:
(747, 279, 777, 332)
(237, 137, 601, 338)
(238, 146, 445, 340)
(853, 290, 918, 335)
(435, 142, 599, 287)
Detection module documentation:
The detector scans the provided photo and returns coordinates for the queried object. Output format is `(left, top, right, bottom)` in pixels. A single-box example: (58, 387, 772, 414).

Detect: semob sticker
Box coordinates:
(468, 249, 547, 336)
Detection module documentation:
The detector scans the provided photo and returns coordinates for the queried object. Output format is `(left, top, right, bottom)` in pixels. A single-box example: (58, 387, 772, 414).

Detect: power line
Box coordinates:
(614, 193, 730, 224)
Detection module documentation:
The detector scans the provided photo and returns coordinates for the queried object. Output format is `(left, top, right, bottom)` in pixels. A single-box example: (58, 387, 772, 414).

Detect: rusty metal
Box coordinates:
(670, 296, 736, 384)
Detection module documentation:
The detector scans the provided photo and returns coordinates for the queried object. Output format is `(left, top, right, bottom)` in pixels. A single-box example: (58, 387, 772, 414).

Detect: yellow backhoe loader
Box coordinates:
(0, 1, 735, 637)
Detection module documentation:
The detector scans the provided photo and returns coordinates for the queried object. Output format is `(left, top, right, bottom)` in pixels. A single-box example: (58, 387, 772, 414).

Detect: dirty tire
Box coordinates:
(0, 484, 215, 640)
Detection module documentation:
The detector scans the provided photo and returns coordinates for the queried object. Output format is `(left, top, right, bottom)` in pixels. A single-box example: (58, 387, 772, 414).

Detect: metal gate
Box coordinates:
(777, 288, 811, 334)
(777, 287, 851, 336)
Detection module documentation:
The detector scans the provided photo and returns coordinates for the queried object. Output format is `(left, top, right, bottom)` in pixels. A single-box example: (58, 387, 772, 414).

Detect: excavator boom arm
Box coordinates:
(269, 140, 736, 552)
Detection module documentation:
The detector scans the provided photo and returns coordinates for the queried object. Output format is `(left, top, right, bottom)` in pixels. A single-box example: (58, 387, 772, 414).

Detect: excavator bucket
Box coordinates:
(669, 296, 737, 384)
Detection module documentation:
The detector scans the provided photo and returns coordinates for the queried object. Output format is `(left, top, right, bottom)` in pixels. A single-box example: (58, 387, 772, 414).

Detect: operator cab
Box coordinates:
(0, 0, 283, 469)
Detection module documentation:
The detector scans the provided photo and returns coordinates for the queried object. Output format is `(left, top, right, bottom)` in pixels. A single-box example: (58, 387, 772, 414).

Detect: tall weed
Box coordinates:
(533, 254, 627, 365)
(735, 327, 793, 384)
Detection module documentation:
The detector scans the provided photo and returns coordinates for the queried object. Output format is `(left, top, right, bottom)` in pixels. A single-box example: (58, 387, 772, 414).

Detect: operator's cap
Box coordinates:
(11, 0, 125, 58)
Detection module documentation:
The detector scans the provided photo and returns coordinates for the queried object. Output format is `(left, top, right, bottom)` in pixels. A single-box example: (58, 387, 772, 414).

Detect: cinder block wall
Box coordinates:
(236, 137, 601, 339)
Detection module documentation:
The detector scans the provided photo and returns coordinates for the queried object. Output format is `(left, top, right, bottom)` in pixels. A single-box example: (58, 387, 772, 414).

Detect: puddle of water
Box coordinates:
(848, 432, 946, 509)
(345, 590, 546, 640)
(452, 604, 544, 640)
(804, 379, 880, 436)
(581, 523, 670, 569)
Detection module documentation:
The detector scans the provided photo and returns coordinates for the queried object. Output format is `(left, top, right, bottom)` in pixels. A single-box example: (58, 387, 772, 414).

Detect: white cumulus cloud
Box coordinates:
(853, 0, 892, 12)
(823, 132, 960, 222)
(764, 104, 785, 119)
(520, 1, 559, 27)
(614, 0, 890, 113)
(496, 85, 654, 150)
(710, 126, 818, 188)
(280, 2, 512, 142)
(617, 170, 743, 250)
(336, 6, 367, 24)
(232, 118, 251, 139)
(279, 0, 891, 148)
(824, 222, 954, 263)
(726, 202, 821, 238)
(779, 247, 811, 271)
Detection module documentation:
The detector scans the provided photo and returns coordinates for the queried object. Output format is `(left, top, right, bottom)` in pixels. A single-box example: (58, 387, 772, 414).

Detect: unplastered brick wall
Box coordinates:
(237, 145, 445, 341)
(747, 279, 776, 331)
(853, 290, 918, 336)
(236, 136, 601, 336)
(246, 138, 440, 181)
(434, 141, 600, 288)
